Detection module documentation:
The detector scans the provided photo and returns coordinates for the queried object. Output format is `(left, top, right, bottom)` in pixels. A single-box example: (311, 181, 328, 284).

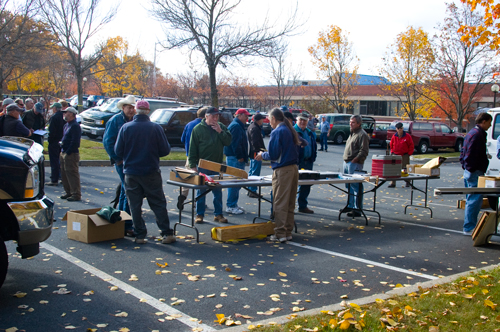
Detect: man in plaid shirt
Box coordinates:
(459, 112, 492, 236)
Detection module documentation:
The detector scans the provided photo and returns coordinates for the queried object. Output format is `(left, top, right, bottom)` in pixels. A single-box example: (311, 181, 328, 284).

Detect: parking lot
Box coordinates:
(1, 143, 498, 332)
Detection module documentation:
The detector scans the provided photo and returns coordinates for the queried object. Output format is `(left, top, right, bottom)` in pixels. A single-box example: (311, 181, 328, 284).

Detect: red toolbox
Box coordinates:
(371, 155, 402, 178)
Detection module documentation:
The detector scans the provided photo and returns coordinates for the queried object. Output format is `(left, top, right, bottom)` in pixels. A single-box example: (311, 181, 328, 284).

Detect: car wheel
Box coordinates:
(418, 141, 429, 154)
(333, 132, 344, 145)
(86, 133, 99, 139)
(454, 140, 463, 152)
(0, 236, 7, 289)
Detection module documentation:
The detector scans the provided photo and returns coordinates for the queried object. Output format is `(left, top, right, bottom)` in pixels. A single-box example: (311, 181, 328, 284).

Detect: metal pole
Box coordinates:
(494, 91, 497, 108)
(153, 42, 157, 97)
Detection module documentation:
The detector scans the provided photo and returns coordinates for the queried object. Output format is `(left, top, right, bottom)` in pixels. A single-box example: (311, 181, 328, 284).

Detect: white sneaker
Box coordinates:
(268, 235, 287, 243)
(226, 206, 244, 215)
(463, 230, 473, 236)
(162, 235, 176, 244)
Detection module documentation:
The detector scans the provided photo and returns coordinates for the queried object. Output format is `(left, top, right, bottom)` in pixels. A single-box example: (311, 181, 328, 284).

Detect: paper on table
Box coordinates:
(248, 175, 265, 180)
(33, 129, 47, 135)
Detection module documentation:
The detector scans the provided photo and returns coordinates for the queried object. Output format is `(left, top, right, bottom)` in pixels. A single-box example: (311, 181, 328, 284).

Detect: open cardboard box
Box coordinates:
(478, 176, 500, 188)
(63, 208, 130, 243)
(170, 168, 205, 185)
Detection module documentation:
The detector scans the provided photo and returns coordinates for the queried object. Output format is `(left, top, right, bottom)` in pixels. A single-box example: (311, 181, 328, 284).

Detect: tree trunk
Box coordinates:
(209, 64, 218, 107)
(77, 73, 83, 113)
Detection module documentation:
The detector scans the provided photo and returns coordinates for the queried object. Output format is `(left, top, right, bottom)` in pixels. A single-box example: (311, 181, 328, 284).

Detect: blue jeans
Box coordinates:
(197, 168, 223, 216)
(226, 156, 246, 208)
(463, 169, 484, 232)
(248, 159, 262, 192)
(343, 161, 364, 209)
(115, 163, 133, 231)
(320, 132, 328, 150)
(297, 159, 313, 209)
(48, 141, 61, 183)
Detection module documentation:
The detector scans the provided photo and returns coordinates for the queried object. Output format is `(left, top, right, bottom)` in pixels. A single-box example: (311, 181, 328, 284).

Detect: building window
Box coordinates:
(359, 101, 387, 116)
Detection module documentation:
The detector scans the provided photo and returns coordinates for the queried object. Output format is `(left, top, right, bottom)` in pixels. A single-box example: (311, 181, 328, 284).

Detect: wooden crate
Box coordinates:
(199, 159, 248, 179)
(472, 211, 498, 247)
(211, 222, 275, 242)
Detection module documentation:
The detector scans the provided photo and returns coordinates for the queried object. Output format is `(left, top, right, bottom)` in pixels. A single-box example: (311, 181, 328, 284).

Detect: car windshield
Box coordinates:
(99, 99, 121, 113)
(389, 122, 410, 131)
(150, 109, 174, 124)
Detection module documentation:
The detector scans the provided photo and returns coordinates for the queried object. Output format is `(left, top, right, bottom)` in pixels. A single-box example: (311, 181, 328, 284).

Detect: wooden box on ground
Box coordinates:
(472, 211, 498, 246)
(478, 176, 500, 188)
(198, 159, 248, 179)
(211, 222, 275, 242)
(63, 208, 129, 243)
(457, 198, 490, 210)
(170, 168, 205, 185)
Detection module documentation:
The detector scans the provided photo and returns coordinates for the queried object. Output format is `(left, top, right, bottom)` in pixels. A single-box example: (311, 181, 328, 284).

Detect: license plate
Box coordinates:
(91, 130, 96, 135)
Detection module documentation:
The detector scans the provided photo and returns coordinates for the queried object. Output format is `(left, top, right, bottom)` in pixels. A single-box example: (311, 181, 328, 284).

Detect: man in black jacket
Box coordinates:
(46, 102, 65, 186)
(22, 102, 45, 145)
(247, 113, 266, 198)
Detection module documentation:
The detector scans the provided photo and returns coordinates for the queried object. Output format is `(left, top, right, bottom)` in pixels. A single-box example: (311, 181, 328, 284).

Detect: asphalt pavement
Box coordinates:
(1, 142, 499, 332)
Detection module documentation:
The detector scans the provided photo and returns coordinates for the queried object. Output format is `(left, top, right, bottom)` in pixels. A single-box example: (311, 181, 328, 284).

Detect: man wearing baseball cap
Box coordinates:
(1, 98, 14, 116)
(224, 108, 250, 214)
(188, 106, 232, 224)
(22, 102, 45, 145)
(114, 99, 176, 244)
(247, 113, 266, 197)
(46, 102, 65, 186)
(59, 107, 82, 201)
(1, 103, 32, 137)
(103, 95, 136, 236)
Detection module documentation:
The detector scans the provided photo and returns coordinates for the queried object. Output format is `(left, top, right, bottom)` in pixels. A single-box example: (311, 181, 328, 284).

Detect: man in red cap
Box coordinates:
(224, 108, 250, 214)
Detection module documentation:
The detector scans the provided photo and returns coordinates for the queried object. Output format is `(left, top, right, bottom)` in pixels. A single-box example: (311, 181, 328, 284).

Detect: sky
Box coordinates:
(94, 0, 455, 86)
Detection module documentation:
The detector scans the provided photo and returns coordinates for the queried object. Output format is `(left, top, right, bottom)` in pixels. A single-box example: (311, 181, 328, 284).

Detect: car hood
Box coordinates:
(80, 109, 116, 120)
(0, 137, 42, 164)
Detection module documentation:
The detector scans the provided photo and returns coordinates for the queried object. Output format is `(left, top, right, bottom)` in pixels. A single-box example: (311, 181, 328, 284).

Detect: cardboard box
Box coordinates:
(211, 222, 275, 241)
(170, 168, 205, 185)
(478, 176, 500, 188)
(457, 198, 490, 210)
(198, 159, 248, 179)
(63, 208, 129, 243)
(407, 164, 440, 176)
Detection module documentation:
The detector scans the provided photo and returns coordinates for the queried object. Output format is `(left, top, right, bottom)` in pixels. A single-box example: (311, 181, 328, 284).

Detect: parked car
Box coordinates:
(80, 97, 185, 139)
(370, 122, 391, 148)
(150, 106, 233, 148)
(0, 137, 54, 288)
(386, 120, 464, 154)
(315, 114, 375, 144)
(485, 108, 500, 175)
(69, 94, 89, 110)
(86, 95, 107, 108)
(289, 108, 311, 118)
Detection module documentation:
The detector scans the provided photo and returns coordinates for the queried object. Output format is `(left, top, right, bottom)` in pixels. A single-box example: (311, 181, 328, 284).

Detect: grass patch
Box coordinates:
(43, 140, 186, 161)
(247, 267, 500, 331)
(412, 151, 460, 160)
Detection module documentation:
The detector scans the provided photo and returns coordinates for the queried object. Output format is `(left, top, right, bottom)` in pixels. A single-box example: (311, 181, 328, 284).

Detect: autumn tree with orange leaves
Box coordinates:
(427, 3, 496, 130)
(308, 25, 359, 114)
(459, 0, 500, 49)
(379, 27, 436, 120)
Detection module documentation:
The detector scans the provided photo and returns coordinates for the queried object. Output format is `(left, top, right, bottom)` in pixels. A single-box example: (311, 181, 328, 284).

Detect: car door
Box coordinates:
(167, 111, 195, 147)
(439, 124, 456, 148)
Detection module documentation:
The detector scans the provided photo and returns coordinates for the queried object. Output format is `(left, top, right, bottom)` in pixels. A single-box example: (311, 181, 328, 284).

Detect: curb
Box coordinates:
(222, 263, 500, 332)
(43, 160, 187, 167)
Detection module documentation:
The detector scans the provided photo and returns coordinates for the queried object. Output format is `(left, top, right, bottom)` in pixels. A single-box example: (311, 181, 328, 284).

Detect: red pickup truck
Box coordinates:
(386, 121, 464, 154)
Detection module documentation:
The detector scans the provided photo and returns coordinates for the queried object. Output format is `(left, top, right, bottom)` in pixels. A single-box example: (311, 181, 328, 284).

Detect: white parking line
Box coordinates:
(287, 242, 438, 280)
(41, 243, 216, 332)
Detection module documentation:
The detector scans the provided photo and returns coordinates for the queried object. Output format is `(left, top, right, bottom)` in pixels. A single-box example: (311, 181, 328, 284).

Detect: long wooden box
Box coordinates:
(211, 222, 275, 242)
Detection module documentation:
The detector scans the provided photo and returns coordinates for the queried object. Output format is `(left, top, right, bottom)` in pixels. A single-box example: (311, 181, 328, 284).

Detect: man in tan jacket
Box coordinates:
(343, 115, 369, 217)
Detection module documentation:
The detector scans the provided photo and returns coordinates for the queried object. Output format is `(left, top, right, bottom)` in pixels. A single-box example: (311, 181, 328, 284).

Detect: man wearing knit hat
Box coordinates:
(22, 102, 46, 145)
(114, 99, 176, 244)
(1, 98, 14, 116)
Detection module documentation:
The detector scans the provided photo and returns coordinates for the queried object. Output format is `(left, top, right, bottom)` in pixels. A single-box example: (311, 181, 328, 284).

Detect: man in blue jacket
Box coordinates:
(59, 107, 82, 201)
(294, 114, 317, 213)
(224, 108, 250, 215)
(114, 100, 175, 245)
(103, 95, 136, 236)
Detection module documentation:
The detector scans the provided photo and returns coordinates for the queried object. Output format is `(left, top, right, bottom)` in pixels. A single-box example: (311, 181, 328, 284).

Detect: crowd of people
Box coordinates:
(1, 95, 492, 244)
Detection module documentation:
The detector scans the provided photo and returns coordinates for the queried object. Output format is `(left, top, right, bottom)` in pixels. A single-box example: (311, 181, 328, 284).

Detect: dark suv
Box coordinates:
(0, 137, 54, 288)
(315, 114, 375, 144)
(150, 107, 233, 147)
(386, 120, 464, 154)
(80, 97, 185, 139)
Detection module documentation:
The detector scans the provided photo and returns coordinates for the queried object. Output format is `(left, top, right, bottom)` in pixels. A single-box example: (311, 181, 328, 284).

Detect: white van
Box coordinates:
(485, 108, 500, 175)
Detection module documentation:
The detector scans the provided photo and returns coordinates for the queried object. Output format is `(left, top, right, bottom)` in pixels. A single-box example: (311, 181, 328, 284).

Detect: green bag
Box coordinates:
(96, 205, 122, 224)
